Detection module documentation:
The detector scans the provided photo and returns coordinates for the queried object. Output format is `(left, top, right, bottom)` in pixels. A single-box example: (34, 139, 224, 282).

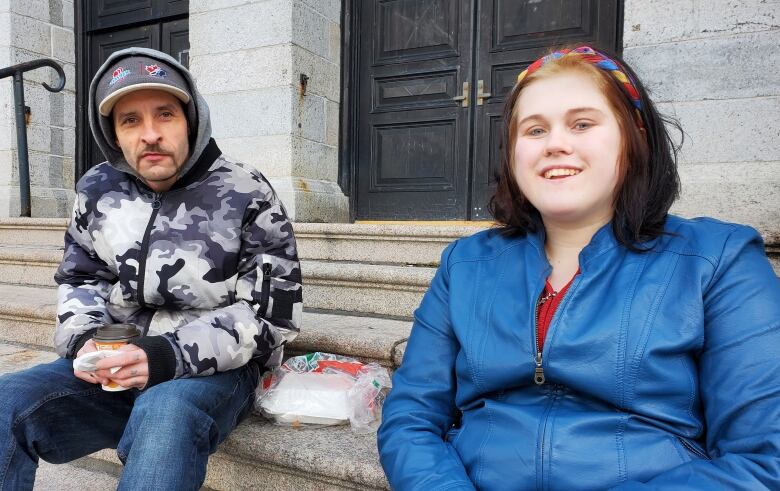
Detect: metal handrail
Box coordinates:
(0, 59, 66, 217)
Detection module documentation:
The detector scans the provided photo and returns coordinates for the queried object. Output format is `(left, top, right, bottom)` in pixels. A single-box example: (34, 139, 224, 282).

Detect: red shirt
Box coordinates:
(536, 273, 578, 349)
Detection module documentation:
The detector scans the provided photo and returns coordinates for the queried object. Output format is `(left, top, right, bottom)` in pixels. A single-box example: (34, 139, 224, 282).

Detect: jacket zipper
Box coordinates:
(259, 262, 272, 315)
(532, 276, 582, 385)
(533, 286, 547, 385)
(137, 193, 162, 308)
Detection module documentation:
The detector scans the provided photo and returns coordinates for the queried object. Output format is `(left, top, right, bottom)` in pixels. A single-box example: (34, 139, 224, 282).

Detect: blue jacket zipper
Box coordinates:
(533, 276, 582, 385)
(534, 291, 547, 385)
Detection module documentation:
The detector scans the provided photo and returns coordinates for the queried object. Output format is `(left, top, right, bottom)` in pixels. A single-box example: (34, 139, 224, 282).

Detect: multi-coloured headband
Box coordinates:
(517, 46, 643, 115)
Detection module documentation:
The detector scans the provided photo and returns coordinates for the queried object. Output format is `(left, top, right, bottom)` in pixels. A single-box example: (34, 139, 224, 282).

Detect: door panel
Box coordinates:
(356, 0, 474, 220)
(494, 0, 593, 49)
(88, 0, 188, 31)
(160, 0, 189, 17)
(375, 0, 461, 63)
(88, 0, 153, 31)
(163, 19, 190, 67)
(373, 70, 459, 112)
(372, 120, 456, 189)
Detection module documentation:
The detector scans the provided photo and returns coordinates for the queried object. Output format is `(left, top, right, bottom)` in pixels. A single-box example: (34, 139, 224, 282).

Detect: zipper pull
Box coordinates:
(534, 352, 545, 385)
(262, 263, 272, 280)
(151, 194, 161, 210)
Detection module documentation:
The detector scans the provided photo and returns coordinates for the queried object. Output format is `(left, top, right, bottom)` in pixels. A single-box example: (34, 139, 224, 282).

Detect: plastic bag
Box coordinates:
(255, 352, 392, 433)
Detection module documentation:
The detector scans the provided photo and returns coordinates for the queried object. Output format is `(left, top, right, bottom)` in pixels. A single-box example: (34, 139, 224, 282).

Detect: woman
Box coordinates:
(377, 46, 780, 490)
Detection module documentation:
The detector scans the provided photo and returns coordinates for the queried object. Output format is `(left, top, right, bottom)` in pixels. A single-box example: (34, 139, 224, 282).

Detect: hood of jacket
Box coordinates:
(87, 47, 213, 181)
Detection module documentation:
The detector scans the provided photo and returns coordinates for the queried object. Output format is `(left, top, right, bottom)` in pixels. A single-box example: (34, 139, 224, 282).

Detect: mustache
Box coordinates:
(138, 144, 172, 157)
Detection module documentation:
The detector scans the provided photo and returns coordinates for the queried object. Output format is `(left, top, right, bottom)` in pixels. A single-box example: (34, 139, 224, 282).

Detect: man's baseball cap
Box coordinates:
(96, 55, 191, 117)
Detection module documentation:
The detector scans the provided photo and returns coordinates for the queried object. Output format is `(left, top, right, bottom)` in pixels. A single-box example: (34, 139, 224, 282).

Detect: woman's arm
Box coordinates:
(613, 225, 780, 490)
(378, 242, 476, 491)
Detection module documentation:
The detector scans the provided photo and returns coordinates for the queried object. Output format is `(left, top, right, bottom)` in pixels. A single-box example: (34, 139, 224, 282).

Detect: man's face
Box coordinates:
(112, 89, 190, 193)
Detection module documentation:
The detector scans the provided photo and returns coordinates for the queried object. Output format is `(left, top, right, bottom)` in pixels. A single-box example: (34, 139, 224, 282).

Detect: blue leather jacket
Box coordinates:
(378, 216, 780, 490)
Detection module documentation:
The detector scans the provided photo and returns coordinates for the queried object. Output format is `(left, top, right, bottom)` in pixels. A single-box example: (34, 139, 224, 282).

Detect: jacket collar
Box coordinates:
(171, 138, 221, 190)
(579, 222, 620, 269)
(527, 221, 621, 274)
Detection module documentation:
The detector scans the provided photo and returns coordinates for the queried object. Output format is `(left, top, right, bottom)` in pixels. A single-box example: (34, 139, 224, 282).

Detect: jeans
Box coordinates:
(0, 357, 259, 491)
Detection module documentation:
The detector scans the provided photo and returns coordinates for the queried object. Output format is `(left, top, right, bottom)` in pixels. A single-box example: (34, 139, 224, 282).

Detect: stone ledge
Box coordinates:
(0, 219, 485, 265)
(0, 245, 435, 315)
(295, 222, 485, 266)
(305, 260, 434, 287)
(0, 221, 774, 278)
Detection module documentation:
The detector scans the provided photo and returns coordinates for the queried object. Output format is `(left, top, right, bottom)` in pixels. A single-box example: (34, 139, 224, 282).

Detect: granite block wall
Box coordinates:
(623, 0, 780, 243)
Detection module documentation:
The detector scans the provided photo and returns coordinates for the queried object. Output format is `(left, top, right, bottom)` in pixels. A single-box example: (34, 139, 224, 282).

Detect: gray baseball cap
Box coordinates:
(96, 55, 191, 117)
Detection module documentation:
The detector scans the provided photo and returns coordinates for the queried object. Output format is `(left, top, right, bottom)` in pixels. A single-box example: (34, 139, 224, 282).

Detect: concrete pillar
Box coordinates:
(189, 0, 349, 223)
(623, 0, 780, 242)
(0, 0, 76, 217)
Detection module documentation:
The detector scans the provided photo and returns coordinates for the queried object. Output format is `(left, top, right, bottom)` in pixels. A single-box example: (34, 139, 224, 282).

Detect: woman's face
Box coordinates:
(512, 71, 623, 228)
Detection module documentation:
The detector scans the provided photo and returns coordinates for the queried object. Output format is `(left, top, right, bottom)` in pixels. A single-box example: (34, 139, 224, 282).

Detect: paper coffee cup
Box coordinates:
(93, 324, 141, 391)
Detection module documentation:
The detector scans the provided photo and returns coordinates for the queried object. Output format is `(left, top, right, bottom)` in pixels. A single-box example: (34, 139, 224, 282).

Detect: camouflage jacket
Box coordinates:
(54, 139, 302, 383)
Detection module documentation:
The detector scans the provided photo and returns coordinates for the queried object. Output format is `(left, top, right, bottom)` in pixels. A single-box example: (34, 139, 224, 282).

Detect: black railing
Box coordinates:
(0, 59, 66, 216)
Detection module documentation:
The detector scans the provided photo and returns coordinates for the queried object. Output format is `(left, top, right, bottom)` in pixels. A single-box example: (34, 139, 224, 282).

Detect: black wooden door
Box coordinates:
(77, 0, 189, 178)
(352, 0, 620, 220)
(355, 0, 475, 220)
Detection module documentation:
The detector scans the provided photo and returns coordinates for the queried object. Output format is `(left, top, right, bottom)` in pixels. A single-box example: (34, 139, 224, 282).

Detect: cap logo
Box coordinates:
(109, 67, 130, 86)
(145, 64, 167, 78)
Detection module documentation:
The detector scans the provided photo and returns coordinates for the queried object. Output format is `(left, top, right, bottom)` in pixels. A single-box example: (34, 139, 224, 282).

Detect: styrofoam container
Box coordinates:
(259, 372, 355, 425)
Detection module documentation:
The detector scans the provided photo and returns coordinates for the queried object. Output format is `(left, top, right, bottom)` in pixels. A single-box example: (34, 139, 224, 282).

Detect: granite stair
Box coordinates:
(0, 219, 487, 318)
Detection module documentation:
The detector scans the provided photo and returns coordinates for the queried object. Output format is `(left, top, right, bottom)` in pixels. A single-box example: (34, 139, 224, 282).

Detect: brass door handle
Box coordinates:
(452, 81, 469, 107)
(477, 79, 491, 106)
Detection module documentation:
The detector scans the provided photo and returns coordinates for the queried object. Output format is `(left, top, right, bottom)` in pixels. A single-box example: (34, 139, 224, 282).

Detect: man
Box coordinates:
(0, 48, 302, 490)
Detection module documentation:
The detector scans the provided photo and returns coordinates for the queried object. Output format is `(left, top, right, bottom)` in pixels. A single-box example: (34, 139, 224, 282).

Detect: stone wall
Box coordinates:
(623, 0, 780, 243)
(189, 0, 348, 222)
(0, 0, 75, 217)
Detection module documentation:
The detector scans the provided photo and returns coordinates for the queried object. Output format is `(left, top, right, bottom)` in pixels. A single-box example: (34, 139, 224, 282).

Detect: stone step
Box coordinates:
(0, 343, 389, 490)
(0, 244, 433, 318)
(0, 283, 411, 370)
(295, 222, 483, 266)
(0, 218, 481, 266)
(4, 218, 778, 276)
(35, 459, 119, 491)
(0, 219, 68, 248)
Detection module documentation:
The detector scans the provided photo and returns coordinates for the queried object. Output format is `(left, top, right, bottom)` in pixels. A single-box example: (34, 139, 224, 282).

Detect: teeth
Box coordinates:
(544, 168, 580, 179)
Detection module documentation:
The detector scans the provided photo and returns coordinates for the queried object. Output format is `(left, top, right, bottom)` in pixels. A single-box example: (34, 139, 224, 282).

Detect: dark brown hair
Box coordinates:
(489, 47, 682, 251)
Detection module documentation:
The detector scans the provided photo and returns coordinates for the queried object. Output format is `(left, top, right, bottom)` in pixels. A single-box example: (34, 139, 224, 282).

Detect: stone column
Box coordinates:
(623, 0, 780, 242)
(0, 0, 76, 217)
(189, 0, 348, 223)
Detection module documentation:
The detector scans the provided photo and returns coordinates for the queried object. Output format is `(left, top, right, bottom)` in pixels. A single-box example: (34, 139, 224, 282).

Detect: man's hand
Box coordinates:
(94, 344, 149, 389)
(74, 338, 109, 385)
